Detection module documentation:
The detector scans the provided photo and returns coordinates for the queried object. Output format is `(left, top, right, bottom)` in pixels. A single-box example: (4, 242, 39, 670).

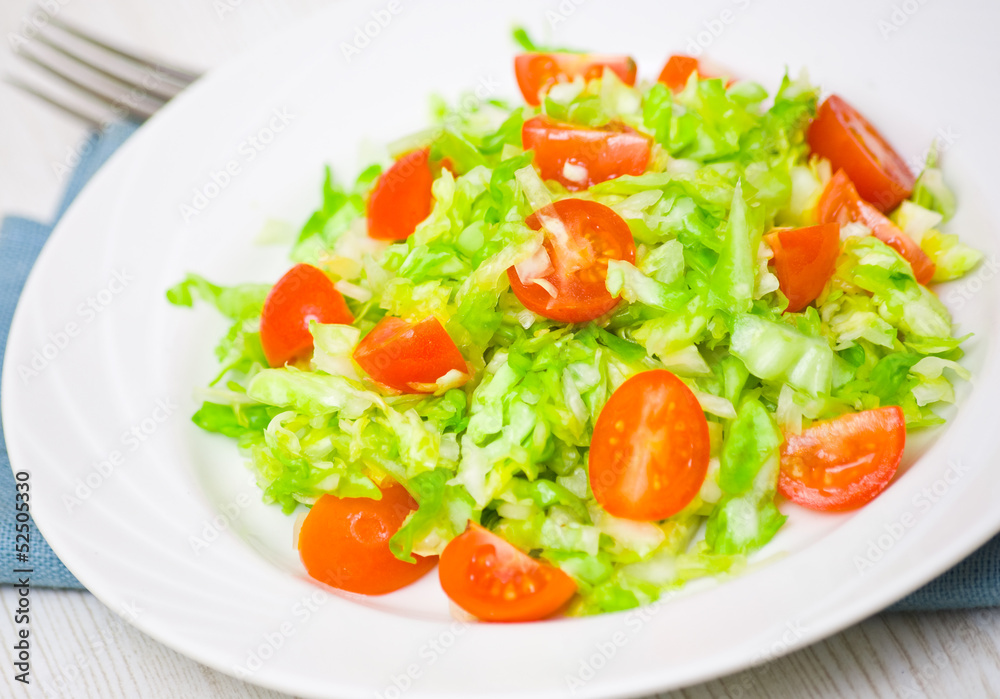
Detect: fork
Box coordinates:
(5, 15, 202, 128)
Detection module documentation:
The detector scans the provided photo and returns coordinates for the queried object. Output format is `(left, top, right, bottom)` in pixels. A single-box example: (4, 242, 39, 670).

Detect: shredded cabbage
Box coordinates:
(168, 43, 979, 617)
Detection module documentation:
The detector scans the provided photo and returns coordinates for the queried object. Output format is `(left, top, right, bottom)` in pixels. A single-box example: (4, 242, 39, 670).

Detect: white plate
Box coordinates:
(5, 1, 1000, 697)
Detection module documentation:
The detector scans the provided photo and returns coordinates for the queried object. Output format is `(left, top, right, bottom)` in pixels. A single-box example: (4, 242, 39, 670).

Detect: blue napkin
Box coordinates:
(1, 123, 998, 609)
(0, 121, 138, 589)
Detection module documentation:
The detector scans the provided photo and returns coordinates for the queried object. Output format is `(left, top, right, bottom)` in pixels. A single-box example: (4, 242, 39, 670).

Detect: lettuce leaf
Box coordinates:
(729, 313, 834, 395)
(706, 398, 785, 554)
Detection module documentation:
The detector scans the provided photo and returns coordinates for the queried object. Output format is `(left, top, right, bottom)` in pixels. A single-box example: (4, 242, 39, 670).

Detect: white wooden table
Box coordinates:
(1, 2, 999, 697)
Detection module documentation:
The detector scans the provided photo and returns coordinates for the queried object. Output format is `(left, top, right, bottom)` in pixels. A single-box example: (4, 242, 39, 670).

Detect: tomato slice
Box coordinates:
(815, 169, 859, 227)
(514, 52, 636, 106)
(589, 370, 710, 521)
(807, 95, 914, 212)
(522, 115, 651, 191)
(353, 315, 468, 393)
(853, 200, 936, 285)
(778, 406, 906, 511)
(367, 148, 434, 241)
(657, 54, 734, 90)
(817, 169, 935, 284)
(507, 199, 636, 323)
(439, 522, 577, 622)
(764, 223, 841, 313)
(260, 263, 354, 367)
(298, 483, 437, 595)
(657, 54, 700, 90)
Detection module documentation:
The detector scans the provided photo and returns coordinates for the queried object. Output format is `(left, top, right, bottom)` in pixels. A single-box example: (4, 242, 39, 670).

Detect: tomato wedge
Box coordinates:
(778, 406, 906, 511)
(815, 169, 858, 227)
(507, 199, 636, 323)
(657, 54, 734, 90)
(439, 522, 577, 622)
(657, 54, 700, 90)
(260, 263, 353, 367)
(522, 115, 651, 191)
(353, 315, 468, 393)
(817, 169, 935, 284)
(298, 483, 437, 595)
(589, 370, 710, 521)
(367, 148, 434, 241)
(514, 52, 636, 106)
(807, 95, 914, 212)
(764, 223, 841, 313)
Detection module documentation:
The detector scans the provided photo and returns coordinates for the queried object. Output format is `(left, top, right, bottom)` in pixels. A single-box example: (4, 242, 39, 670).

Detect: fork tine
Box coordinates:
(47, 16, 201, 87)
(4, 76, 104, 129)
(18, 47, 157, 122)
(35, 33, 182, 102)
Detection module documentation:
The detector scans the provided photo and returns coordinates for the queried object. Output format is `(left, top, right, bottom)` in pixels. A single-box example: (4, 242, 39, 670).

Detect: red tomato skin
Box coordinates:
(817, 170, 935, 284)
(507, 199, 636, 323)
(353, 316, 467, 393)
(815, 169, 856, 227)
(367, 148, 434, 241)
(514, 53, 636, 106)
(853, 200, 936, 285)
(589, 370, 711, 521)
(260, 263, 354, 367)
(438, 522, 577, 622)
(658, 54, 700, 90)
(807, 95, 914, 212)
(298, 484, 437, 595)
(522, 115, 651, 191)
(778, 406, 906, 512)
(765, 223, 841, 313)
(657, 55, 735, 90)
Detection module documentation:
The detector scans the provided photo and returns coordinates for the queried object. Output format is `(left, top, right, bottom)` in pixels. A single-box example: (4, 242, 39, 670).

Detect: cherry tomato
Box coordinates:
(439, 522, 577, 622)
(807, 95, 914, 212)
(589, 370, 710, 521)
(815, 172, 852, 232)
(521, 115, 651, 191)
(367, 148, 434, 241)
(764, 223, 841, 313)
(514, 52, 636, 106)
(657, 54, 734, 91)
(778, 406, 906, 511)
(260, 263, 353, 367)
(353, 315, 468, 393)
(657, 54, 700, 90)
(507, 199, 636, 323)
(298, 483, 437, 595)
(817, 169, 935, 284)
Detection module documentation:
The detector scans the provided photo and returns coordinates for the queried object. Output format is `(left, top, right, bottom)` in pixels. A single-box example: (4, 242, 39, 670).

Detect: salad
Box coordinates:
(168, 33, 981, 621)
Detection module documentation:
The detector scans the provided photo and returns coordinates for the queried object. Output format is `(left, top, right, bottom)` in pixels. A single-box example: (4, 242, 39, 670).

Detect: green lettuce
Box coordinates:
(166, 274, 269, 381)
(911, 146, 957, 221)
(706, 398, 785, 554)
(708, 182, 764, 314)
(729, 313, 834, 395)
(921, 229, 983, 282)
